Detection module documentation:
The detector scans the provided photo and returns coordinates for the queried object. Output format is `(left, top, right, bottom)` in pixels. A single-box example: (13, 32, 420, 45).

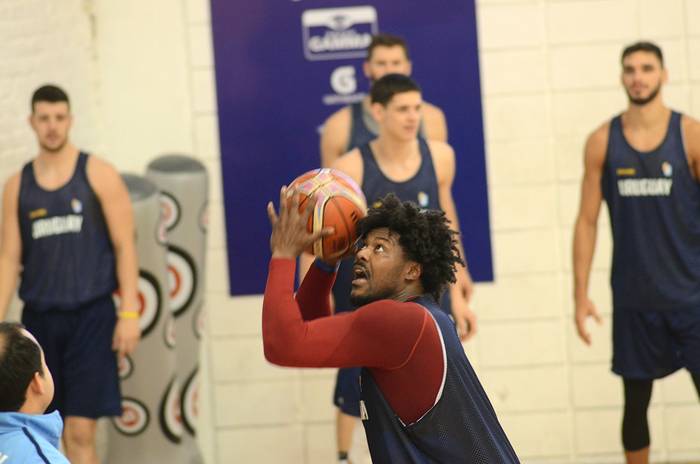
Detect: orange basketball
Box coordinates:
(289, 168, 367, 261)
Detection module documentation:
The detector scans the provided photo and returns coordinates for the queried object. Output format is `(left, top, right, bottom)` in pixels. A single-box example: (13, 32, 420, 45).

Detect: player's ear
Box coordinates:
(404, 261, 421, 283)
(370, 102, 384, 122)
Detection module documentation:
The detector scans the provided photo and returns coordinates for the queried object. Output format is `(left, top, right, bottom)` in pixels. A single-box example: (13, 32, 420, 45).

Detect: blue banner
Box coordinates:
(211, 0, 493, 295)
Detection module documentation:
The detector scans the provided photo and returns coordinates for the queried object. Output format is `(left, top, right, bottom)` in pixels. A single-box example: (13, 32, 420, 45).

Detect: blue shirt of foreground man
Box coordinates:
(263, 191, 519, 463)
(0, 322, 69, 463)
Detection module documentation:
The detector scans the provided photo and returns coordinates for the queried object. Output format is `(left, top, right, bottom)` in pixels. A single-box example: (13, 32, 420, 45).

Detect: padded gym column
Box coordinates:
(107, 174, 182, 463)
(147, 155, 207, 464)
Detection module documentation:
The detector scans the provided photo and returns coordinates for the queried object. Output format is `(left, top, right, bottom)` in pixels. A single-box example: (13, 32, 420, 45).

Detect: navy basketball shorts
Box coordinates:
(612, 307, 700, 379)
(22, 294, 122, 419)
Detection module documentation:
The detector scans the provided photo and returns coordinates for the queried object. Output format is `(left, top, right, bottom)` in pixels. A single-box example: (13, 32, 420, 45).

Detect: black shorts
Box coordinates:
(612, 307, 700, 379)
(22, 295, 122, 418)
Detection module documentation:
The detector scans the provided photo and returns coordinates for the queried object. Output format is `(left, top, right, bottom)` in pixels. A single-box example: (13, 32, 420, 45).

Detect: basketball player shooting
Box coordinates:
(263, 189, 519, 462)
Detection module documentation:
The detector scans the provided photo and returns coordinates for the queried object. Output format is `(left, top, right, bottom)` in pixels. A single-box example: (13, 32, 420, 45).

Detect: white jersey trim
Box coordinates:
(404, 311, 447, 427)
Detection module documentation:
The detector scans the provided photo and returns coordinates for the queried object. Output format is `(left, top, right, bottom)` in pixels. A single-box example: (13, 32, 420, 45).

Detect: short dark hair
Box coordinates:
(366, 33, 410, 61)
(621, 41, 664, 67)
(31, 84, 70, 112)
(370, 73, 421, 106)
(0, 322, 44, 412)
(358, 193, 463, 301)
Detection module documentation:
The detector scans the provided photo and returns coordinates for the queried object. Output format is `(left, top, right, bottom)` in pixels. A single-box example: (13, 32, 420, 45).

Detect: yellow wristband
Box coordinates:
(118, 311, 140, 320)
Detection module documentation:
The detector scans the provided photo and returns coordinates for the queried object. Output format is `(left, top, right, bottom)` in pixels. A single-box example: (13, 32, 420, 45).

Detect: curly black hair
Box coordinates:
(357, 193, 464, 301)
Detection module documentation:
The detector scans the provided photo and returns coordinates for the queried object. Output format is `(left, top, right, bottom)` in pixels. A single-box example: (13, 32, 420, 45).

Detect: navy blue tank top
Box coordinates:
(360, 296, 519, 463)
(347, 102, 377, 151)
(602, 111, 700, 311)
(333, 139, 450, 314)
(18, 153, 118, 311)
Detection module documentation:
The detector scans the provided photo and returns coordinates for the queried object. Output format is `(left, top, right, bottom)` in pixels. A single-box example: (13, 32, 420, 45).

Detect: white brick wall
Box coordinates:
(3, 0, 700, 463)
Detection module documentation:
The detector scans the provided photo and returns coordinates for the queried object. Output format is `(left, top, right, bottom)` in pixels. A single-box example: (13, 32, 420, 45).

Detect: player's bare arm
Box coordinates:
(330, 148, 364, 188)
(682, 115, 700, 180)
(87, 156, 140, 358)
(320, 107, 352, 168)
(429, 140, 476, 340)
(573, 123, 609, 345)
(422, 102, 448, 142)
(0, 173, 22, 321)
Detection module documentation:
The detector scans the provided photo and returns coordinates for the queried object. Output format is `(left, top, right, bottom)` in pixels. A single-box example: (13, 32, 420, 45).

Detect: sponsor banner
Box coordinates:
(212, 0, 493, 294)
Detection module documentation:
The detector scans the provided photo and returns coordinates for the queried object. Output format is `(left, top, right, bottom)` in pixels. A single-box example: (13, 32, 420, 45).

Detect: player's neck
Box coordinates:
(35, 144, 79, 171)
(624, 97, 669, 129)
(373, 135, 418, 161)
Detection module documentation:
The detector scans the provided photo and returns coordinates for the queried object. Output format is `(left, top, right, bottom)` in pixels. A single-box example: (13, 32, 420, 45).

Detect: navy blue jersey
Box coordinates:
(333, 138, 446, 313)
(347, 102, 378, 152)
(360, 296, 519, 463)
(602, 111, 700, 312)
(18, 153, 117, 311)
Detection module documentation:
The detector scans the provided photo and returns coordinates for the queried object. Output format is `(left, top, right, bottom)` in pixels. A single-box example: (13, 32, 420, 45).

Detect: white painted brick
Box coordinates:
(188, 24, 214, 68)
(486, 138, 556, 186)
(490, 185, 558, 231)
(192, 68, 217, 113)
(480, 49, 548, 95)
(300, 376, 336, 422)
(689, 38, 700, 82)
(554, 135, 588, 182)
(492, 228, 561, 275)
(214, 380, 300, 426)
(498, 411, 572, 457)
(305, 423, 336, 464)
(211, 338, 299, 382)
(664, 408, 700, 457)
(693, 85, 700, 116)
(207, 293, 262, 337)
(205, 245, 229, 292)
(479, 365, 569, 412)
(547, 0, 637, 45)
(194, 114, 221, 161)
(574, 407, 665, 455)
(185, 0, 211, 24)
(568, 312, 614, 363)
(202, 158, 223, 202)
(560, 224, 613, 274)
(660, 369, 700, 403)
(688, 0, 700, 36)
(549, 43, 621, 91)
(477, 2, 545, 50)
(557, 182, 579, 227)
(474, 273, 563, 321)
(217, 425, 304, 463)
(571, 364, 622, 408)
(655, 39, 689, 83)
(639, 0, 685, 38)
(300, 367, 337, 380)
(551, 89, 627, 137)
(206, 199, 226, 250)
(663, 84, 693, 116)
(484, 94, 551, 141)
(478, 319, 566, 367)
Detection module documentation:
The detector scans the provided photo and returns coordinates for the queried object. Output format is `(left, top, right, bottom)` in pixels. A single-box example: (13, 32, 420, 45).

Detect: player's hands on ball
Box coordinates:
(267, 186, 334, 259)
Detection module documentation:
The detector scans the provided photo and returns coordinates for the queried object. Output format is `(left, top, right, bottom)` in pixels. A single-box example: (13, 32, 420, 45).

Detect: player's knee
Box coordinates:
(64, 421, 96, 449)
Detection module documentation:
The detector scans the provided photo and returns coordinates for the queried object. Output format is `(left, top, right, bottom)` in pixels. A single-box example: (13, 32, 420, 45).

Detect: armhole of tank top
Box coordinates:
(78, 152, 95, 191)
(406, 311, 447, 427)
(677, 112, 689, 161)
(347, 104, 361, 152)
(603, 117, 618, 170)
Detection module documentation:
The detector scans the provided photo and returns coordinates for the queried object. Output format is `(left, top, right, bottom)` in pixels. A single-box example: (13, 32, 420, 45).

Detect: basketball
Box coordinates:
(288, 168, 367, 261)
